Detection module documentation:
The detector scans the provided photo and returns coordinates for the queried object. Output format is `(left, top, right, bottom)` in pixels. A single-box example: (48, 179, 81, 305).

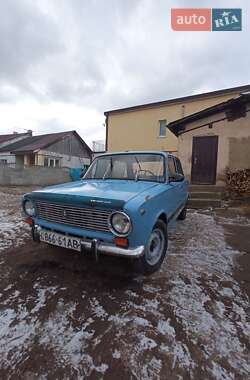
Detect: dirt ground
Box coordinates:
(0, 186, 250, 380)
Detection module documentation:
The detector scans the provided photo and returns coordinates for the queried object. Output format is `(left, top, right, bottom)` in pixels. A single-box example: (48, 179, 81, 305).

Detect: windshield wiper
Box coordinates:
(103, 157, 113, 179)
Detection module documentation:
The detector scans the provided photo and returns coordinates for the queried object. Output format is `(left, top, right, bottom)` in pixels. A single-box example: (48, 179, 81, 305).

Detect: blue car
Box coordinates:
(22, 152, 188, 273)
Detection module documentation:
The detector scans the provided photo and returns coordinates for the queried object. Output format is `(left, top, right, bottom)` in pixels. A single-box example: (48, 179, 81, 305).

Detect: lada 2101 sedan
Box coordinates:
(22, 152, 188, 273)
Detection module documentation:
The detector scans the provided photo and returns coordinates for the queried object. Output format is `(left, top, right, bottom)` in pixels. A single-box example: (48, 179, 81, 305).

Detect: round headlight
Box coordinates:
(109, 212, 131, 236)
(24, 200, 35, 216)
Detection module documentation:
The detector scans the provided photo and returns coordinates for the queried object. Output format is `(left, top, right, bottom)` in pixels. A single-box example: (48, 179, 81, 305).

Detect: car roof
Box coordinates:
(95, 151, 172, 158)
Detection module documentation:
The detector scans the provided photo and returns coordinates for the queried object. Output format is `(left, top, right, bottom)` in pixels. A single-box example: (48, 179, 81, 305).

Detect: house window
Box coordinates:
(159, 120, 167, 137)
(44, 157, 61, 167)
(0, 159, 7, 165)
(49, 159, 54, 167)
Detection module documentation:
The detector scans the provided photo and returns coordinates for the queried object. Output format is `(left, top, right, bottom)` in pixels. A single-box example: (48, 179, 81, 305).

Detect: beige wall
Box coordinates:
(178, 107, 250, 185)
(107, 90, 244, 152)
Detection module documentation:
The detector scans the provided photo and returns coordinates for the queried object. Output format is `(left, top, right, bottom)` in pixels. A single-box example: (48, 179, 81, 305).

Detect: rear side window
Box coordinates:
(174, 157, 184, 175)
(168, 156, 176, 178)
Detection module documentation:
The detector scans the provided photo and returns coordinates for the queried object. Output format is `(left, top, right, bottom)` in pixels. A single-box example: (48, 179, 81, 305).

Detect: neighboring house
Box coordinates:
(0, 132, 32, 164)
(104, 84, 250, 153)
(0, 131, 92, 168)
(0, 132, 31, 149)
(168, 93, 250, 185)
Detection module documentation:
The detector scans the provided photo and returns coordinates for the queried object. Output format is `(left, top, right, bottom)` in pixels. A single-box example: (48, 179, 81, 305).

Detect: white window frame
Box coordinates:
(159, 119, 167, 138)
(44, 157, 61, 168)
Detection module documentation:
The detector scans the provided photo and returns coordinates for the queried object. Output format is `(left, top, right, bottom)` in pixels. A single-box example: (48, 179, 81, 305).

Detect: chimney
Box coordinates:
(27, 130, 33, 136)
(13, 131, 18, 135)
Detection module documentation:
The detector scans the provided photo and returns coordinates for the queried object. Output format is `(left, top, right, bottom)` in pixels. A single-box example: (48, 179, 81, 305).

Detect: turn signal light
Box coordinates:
(114, 237, 128, 248)
(24, 216, 33, 225)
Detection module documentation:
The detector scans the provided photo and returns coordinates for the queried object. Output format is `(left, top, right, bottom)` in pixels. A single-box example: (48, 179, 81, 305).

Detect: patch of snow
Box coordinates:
(125, 289, 139, 298)
(39, 299, 109, 376)
(0, 191, 30, 253)
(209, 361, 234, 380)
(219, 287, 235, 298)
(166, 213, 250, 377)
(0, 307, 37, 369)
(157, 319, 175, 337)
(141, 357, 162, 380)
(112, 349, 121, 359)
(138, 333, 157, 350)
(90, 297, 108, 320)
(31, 285, 58, 314)
(172, 343, 195, 370)
(133, 317, 151, 327)
(108, 314, 132, 327)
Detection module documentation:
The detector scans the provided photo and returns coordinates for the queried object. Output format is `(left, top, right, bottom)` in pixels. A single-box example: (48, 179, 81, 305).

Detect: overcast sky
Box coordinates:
(0, 0, 249, 148)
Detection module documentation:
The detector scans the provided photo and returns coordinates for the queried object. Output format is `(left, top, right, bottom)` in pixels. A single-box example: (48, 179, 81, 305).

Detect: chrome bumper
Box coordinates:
(81, 240, 145, 258)
(33, 225, 144, 259)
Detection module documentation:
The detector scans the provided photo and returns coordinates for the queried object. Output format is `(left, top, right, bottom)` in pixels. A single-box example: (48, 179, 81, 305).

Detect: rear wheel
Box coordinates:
(178, 206, 187, 220)
(133, 220, 168, 274)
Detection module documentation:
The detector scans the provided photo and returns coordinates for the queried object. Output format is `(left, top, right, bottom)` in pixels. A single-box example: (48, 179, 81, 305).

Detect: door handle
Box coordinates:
(194, 157, 198, 165)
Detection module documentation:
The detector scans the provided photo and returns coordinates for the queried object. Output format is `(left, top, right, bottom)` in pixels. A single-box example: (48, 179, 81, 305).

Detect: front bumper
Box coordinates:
(33, 225, 144, 259)
(81, 240, 145, 258)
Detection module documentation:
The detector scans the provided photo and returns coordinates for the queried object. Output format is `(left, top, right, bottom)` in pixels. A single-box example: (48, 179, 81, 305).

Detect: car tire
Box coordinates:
(32, 226, 40, 242)
(133, 220, 168, 274)
(177, 206, 187, 220)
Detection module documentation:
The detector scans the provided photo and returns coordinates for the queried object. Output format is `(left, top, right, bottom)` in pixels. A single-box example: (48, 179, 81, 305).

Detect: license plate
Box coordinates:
(39, 229, 81, 252)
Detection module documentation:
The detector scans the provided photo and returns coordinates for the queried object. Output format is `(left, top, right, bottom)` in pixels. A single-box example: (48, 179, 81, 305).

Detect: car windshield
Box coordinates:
(84, 154, 165, 182)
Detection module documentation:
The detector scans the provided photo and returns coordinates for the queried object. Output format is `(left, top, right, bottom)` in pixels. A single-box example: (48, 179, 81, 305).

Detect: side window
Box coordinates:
(159, 120, 167, 137)
(168, 156, 176, 178)
(174, 157, 184, 175)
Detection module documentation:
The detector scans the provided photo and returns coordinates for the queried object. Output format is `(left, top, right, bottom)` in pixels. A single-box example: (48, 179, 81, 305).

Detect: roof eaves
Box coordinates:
(104, 84, 250, 116)
(168, 93, 250, 136)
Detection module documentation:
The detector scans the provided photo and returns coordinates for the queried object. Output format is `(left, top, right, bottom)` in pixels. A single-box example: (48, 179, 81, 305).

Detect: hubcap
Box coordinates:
(145, 228, 165, 266)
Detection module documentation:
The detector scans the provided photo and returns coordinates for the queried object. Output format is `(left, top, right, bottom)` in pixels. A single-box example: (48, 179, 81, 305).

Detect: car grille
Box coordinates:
(35, 201, 112, 233)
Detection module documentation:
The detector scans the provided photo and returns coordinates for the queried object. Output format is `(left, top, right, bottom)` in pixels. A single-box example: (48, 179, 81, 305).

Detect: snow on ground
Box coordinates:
(0, 188, 249, 379)
(0, 190, 29, 252)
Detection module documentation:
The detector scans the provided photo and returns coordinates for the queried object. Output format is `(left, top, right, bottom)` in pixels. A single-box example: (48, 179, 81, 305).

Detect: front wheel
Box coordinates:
(133, 220, 168, 274)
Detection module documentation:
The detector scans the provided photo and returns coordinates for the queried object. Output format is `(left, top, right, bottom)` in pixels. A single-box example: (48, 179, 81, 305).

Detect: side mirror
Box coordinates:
(169, 173, 184, 182)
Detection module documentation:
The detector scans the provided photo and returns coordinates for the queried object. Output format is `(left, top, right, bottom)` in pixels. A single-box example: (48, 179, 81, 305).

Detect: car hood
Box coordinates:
(30, 180, 160, 209)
